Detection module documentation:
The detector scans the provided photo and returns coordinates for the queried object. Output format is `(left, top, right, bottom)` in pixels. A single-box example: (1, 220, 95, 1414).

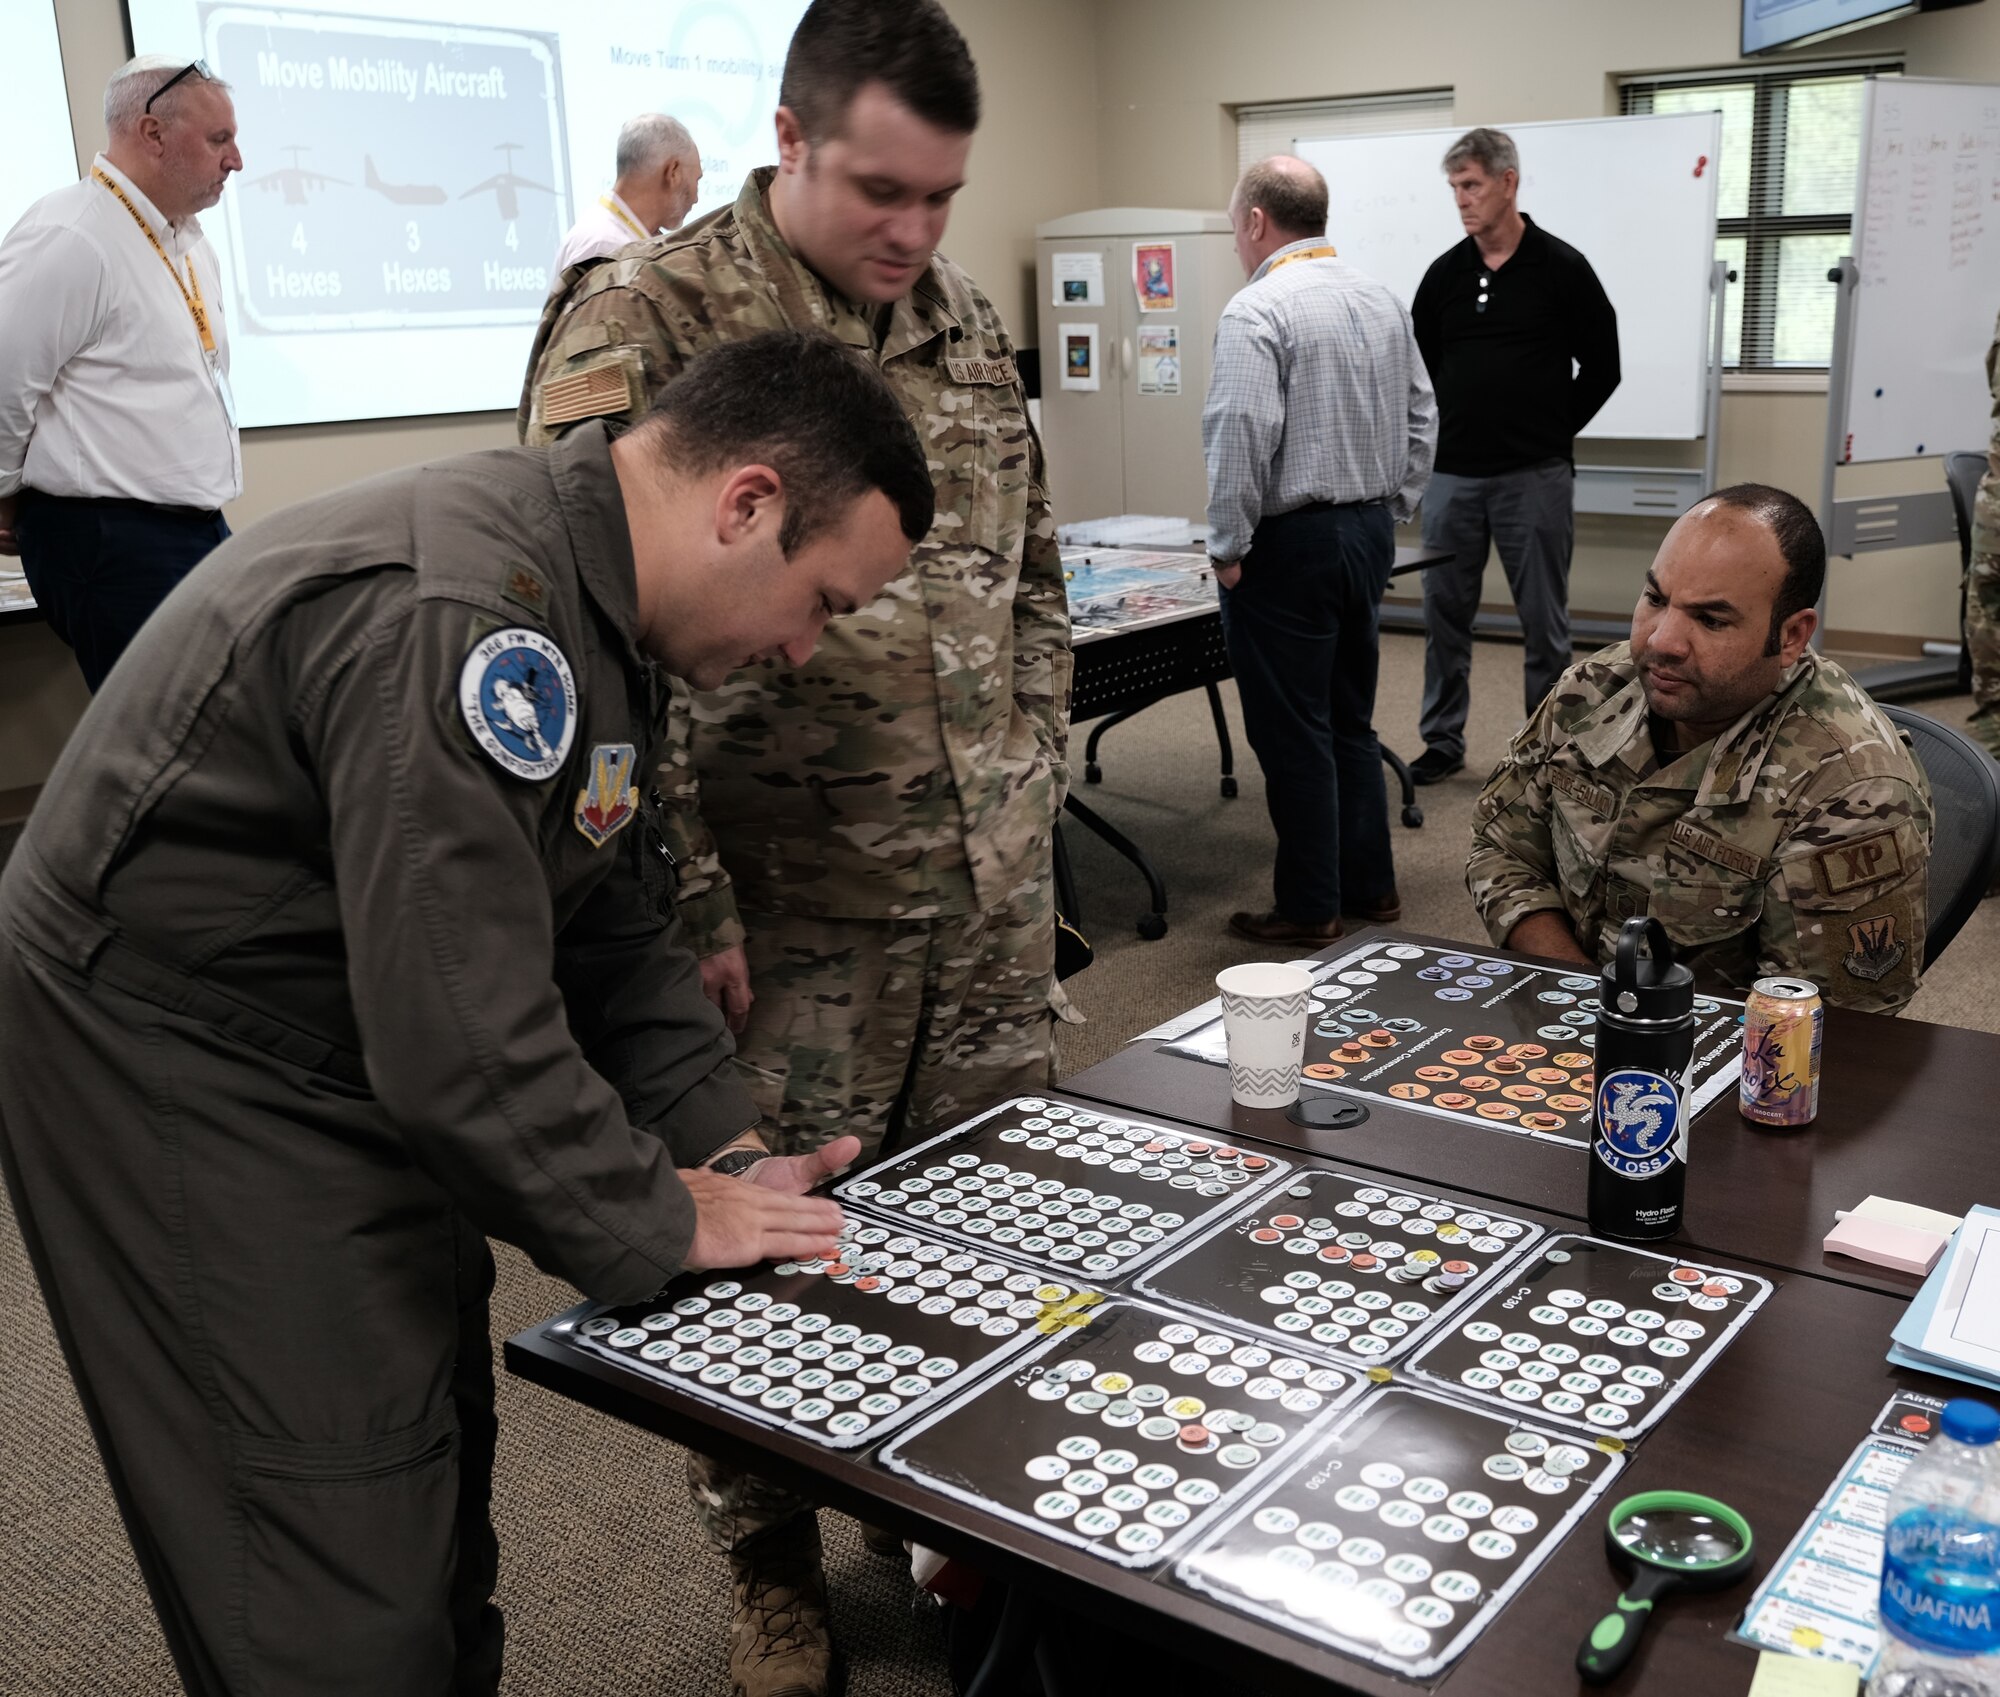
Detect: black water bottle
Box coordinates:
(1587, 917, 1697, 1241)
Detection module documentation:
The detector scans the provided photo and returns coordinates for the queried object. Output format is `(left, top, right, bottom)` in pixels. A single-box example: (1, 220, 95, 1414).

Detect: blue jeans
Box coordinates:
(1219, 501, 1397, 925)
(1417, 459, 1575, 763)
(17, 492, 230, 692)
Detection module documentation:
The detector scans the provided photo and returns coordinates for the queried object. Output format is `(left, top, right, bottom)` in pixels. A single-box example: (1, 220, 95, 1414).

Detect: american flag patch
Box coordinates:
(541, 363, 634, 427)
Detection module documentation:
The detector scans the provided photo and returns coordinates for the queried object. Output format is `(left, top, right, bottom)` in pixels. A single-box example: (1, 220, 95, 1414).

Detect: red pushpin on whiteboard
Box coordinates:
(1694, 155, 1709, 178)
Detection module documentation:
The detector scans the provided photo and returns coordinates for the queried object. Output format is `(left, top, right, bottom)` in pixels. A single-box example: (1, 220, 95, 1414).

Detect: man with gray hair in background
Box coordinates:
(1407, 126, 1620, 785)
(1204, 155, 1435, 945)
(0, 55, 242, 691)
(552, 112, 703, 273)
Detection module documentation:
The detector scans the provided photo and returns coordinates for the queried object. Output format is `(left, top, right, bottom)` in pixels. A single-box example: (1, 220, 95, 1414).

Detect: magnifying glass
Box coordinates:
(1575, 1490, 1755, 1684)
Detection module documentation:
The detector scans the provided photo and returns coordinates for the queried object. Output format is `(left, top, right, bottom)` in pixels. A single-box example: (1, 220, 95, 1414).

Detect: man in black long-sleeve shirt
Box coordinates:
(1408, 126, 1620, 783)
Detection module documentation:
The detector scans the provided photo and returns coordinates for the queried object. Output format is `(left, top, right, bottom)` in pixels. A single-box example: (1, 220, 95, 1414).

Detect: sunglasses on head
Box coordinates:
(145, 60, 212, 115)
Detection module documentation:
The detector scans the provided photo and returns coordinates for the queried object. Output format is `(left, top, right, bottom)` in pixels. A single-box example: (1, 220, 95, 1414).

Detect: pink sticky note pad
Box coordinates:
(1824, 1215, 1948, 1275)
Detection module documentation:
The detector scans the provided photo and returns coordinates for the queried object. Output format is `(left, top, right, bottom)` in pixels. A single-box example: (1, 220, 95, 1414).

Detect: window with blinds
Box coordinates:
(1235, 90, 1455, 173)
(1621, 59, 1901, 371)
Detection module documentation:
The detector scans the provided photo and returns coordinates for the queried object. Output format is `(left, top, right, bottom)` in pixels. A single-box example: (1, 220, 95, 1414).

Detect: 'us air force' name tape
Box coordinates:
(459, 627, 578, 782)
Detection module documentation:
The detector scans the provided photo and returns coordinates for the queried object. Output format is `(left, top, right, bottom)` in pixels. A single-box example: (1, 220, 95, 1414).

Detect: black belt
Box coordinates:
(20, 489, 223, 525)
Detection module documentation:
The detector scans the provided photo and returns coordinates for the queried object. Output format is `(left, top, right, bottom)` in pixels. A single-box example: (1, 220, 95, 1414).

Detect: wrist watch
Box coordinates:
(706, 1147, 776, 1179)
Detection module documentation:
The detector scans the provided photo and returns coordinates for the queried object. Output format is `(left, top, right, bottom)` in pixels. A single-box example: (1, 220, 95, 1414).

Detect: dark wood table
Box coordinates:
(505, 1115, 1931, 1696)
(1060, 928, 1988, 1301)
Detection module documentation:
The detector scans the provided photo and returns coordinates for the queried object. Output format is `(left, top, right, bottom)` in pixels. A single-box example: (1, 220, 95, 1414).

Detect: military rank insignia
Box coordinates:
(574, 744, 640, 846)
(458, 627, 577, 782)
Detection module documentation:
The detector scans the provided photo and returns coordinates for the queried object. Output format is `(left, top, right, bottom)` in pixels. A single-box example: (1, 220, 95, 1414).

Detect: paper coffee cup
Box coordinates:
(1215, 962, 1315, 1108)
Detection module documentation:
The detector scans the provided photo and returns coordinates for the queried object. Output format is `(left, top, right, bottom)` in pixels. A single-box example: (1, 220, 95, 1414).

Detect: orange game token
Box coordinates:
(1669, 1267, 1704, 1284)
(1335, 1045, 1369, 1063)
(1271, 1215, 1303, 1229)
(1435, 1092, 1477, 1111)
(1415, 1064, 1460, 1082)
(1186, 1142, 1211, 1155)
(1144, 1140, 1170, 1153)
(1465, 1035, 1505, 1052)
(855, 1276, 882, 1291)
(1388, 1082, 1431, 1100)
(1214, 1147, 1240, 1160)
(823, 1263, 850, 1277)
(1460, 1075, 1501, 1093)
(1361, 1031, 1397, 1049)
(1519, 1112, 1567, 1132)
(1554, 1052, 1593, 1070)
(1240, 1156, 1271, 1171)
(1487, 1056, 1526, 1075)
(1476, 1101, 1522, 1120)
(1573, 1073, 1595, 1092)
(1251, 1228, 1284, 1243)
(1318, 1245, 1352, 1263)
(1505, 1042, 1548, 1060)
(1528, 1067, 1569, 1085)
(1501, 1083, 1546, 1102)
(1700, 1281, 1732, 1298)
(1350, 1254, 1380, 1271)
(1303, 1063, 1347, 1081)
(1178, 1424, 1212, 1448)
(1441, 1049, 1483, 1066)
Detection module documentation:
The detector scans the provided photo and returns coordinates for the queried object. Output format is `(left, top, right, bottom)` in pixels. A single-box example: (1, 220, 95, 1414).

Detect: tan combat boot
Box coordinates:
(727, 1516, 840, 1697)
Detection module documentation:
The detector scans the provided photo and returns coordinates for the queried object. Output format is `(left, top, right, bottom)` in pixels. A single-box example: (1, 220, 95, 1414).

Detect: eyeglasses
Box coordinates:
(145, 60, 212, 115)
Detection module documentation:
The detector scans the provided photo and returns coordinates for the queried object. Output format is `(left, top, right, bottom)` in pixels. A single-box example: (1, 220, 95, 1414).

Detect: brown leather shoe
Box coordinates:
(1343, 891, 1403, 925)
(728, 1518, 841, 1697)
(1227, 909, 1343, 944)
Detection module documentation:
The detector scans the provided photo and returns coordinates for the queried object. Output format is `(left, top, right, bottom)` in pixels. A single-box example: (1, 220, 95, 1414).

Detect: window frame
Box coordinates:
(1621, 58, 1902, 372)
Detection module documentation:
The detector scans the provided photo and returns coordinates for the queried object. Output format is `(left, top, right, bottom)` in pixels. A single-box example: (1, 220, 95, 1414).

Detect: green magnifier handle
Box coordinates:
(1576, 1568, 1675, 1684)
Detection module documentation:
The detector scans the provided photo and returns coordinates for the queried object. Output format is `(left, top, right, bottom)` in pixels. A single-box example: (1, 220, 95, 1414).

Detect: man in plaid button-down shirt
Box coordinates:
(1203, 155, 1436, 945)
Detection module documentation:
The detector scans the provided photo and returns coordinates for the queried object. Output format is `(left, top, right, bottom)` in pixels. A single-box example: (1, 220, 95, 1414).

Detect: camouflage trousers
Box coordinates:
(1969, 549, 2000, 753)
(687, 880, 1073, 1558)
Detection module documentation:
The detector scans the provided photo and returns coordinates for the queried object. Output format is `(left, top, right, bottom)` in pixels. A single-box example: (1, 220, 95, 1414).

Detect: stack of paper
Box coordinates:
(1888, 1203, 2000, 1392)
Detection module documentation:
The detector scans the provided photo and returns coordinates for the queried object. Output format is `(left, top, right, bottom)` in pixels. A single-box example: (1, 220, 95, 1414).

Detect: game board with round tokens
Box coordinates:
(832, 1096, 1294, 1280)
(556, 1215, 1076, 1449)
(1173, 1384, 1625, 1680)
(1162, 941, 1744, 1146)
(1131, 1171, 1543, 1367)
(877, 1296, 1363, 1569)
(1404, 1234, 1772, 1442)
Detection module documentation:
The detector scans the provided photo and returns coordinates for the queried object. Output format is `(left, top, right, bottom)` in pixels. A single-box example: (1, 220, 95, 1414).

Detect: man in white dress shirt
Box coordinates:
(551, 113, 703, 276)
(0, 55, 242, 691)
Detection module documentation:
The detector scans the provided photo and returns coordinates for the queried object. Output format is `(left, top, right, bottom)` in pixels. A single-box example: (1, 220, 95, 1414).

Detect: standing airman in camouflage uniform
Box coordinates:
(1469, 483, 1931, 1014)
(518, 5, 1070, 1694)
(1965, 310, 2000, 759)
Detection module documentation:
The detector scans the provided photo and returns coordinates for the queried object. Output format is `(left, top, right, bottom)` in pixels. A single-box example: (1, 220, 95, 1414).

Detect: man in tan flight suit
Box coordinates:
(0, 332, 932, 1696)
(1468, 483, 1932, 1013)
(519, 6, 1071, 1692)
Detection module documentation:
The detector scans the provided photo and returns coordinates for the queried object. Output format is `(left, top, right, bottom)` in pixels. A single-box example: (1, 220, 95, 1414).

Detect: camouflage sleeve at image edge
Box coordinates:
(1761, 774, 1933, 1014)
(1012, 416, 1073, 787)
(1464, 695, 1575, 945)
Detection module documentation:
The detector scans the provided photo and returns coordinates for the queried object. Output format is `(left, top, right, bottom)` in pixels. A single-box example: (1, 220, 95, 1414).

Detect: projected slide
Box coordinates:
(1743, 0, 1913, 54)
(2, 1, 81, 240)
(127, 0, 810, 426)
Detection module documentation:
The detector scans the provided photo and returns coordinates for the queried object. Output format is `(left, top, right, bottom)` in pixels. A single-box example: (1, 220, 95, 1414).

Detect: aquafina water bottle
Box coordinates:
(1870, 1398, 2000, 1696)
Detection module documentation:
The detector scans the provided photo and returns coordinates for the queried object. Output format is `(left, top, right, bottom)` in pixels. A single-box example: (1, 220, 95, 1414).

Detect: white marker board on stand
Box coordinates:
(1297, 112, 1723, 441)
(1843, 78, 2000, 464)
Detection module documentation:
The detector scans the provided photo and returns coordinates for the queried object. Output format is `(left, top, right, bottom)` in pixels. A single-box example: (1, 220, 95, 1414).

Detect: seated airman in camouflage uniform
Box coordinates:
(1965, 311, 2000, 759)
(1469, 483, 1932, 1014)
(517, 5, 1070, 1694)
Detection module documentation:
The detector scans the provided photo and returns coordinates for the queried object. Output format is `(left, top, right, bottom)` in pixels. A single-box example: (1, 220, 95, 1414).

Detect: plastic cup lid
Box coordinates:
(1941, 1398, 2000, 1446)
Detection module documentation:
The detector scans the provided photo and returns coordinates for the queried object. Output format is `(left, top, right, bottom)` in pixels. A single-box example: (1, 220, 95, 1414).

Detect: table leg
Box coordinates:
(1062, 793, 1169, 939)
(1381, 743, 1425, 830)
(1203, 681, 1238, 798)
(1082, 704, 1143, 785)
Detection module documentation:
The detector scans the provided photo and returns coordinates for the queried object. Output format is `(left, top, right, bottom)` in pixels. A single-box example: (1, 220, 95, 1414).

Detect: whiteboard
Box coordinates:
(1844, 78, 2000, 464)
(1297, 113, 1723, 441)
(0, 0, 79, 240)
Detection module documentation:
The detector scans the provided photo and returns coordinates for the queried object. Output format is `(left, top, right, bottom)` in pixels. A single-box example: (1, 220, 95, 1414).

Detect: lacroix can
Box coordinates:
(1740, 977, 1823, 1126)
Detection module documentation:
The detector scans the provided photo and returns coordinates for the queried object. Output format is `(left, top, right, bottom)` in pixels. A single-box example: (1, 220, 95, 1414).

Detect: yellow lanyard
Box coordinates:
(1268, 243, 1340, 272)
(92, 167, 216, 355)
(599, 194, 647, 239)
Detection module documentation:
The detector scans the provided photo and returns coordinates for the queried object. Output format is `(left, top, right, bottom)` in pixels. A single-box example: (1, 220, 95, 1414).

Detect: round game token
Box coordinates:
(1388, 1083, 1431, 1100)
(1414, 1065, 1460, 1082)
(1435, 1092, 1477, 1111)
(1361, 1031, 1397, 1049)
(1476, 1102, 1522, 1120)
(1460, 1075, 1500, 1093)
(1463, 1034, 1503, 1052)
(1501, 1083, 1546, 1102)
(1546, 1094, 1590, 1113)
(1439, 1049, 1484, 1067)
(1518, 1113, 1567, 1133)
(1487, 1056, 1526, 1075)
(1669, 1267, 1704, 1285)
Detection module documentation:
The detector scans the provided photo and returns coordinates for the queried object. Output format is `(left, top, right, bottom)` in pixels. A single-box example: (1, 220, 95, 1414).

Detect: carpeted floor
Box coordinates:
(1, 629, 1994, 1695)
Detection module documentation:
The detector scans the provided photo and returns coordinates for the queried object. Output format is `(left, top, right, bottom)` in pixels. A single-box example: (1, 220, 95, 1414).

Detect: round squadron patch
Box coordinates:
(458, 627, 577, 781)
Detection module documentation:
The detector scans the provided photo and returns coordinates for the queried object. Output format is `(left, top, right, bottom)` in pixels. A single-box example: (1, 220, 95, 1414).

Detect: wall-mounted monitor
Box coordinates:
(1744, 0, 1982, 55)
(123, 1, 810, 428)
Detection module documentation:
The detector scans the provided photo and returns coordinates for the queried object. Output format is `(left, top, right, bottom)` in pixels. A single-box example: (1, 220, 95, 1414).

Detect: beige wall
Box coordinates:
(1093, 0, 2000, 648)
